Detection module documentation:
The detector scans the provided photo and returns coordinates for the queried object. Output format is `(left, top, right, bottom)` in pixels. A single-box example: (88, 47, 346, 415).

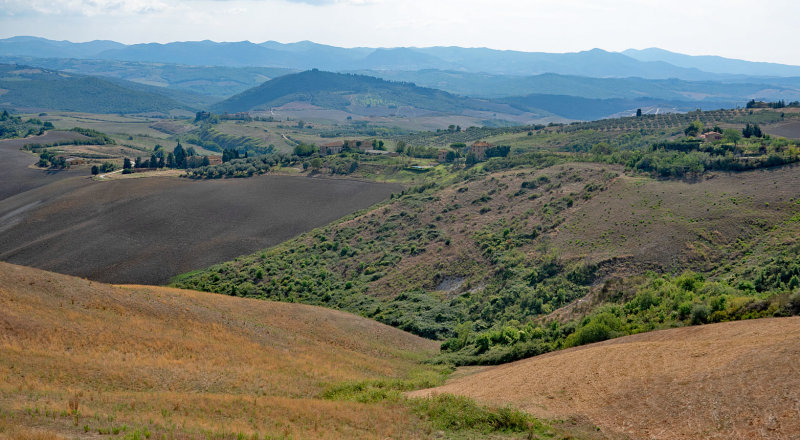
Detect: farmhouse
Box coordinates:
(470, 141, 493, 160)
(319, 141, 344, 155)
(701, 131, 722, 141)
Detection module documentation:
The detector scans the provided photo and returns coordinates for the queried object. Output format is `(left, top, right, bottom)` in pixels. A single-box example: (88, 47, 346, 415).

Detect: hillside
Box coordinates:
(358, 70, 800, 102)
(0, 64, 195, 114)
(409, 317, 800, 439)
(0, 56, 297, 98)
(175, 157, 800, 363)
(0, 262, 439, 439)
(212, 69, 548, 120)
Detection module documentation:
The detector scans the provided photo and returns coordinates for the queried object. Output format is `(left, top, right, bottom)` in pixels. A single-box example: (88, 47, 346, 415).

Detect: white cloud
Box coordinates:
(0, 0, 173, 16)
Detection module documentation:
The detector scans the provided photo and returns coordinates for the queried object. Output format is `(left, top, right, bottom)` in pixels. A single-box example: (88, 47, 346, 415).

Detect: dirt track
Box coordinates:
(0, 174, 399, 284)
(410, 318, 800, 440)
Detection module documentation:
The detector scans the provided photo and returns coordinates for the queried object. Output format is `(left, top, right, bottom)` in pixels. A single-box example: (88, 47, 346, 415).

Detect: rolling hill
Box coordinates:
(357, 70, 800, 102)
(0, 56, 298, 98)
(0, 63, 199, 114)
(409, 317, 800, 440)
(0, 262, 439, 439)
(211, 69, 550, 120)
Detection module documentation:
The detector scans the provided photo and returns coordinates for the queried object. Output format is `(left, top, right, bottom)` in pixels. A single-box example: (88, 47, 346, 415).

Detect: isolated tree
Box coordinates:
(173, 143, 187, 168)
(722, 128, 741, 145)
(91, 165, 99, 175)
(636, 108, 643, 117)
(123, 157, 132, 169)
(684, 120, 704, 137)
(310, 157, 323, 170)
(465, 152, 477, 167)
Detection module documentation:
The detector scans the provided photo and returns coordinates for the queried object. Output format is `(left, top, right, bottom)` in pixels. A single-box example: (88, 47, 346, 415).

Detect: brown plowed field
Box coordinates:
(0, 262, 438, 439)
(410, 318, 800, 440)
(765, 120, 800, 139)
(0, 131, 86, 200)
(0, 172, 399, 284)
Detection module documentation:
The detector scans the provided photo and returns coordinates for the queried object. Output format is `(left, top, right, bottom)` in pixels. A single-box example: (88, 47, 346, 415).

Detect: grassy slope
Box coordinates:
(0, 262, 441, 439)
(410, 317, 800, 440)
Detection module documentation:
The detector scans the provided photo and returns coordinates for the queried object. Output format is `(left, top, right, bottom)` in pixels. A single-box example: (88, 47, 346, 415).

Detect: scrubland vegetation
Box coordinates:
(176, 107, 800, 365)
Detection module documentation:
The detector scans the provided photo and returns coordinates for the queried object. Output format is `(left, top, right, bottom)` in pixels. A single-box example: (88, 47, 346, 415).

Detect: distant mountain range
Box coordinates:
(4, 36, 800, 80)
(2, 36, 800, 121)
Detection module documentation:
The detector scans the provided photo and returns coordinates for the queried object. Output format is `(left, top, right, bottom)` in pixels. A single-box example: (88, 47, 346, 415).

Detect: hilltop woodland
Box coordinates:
(174, 106, 800, 366)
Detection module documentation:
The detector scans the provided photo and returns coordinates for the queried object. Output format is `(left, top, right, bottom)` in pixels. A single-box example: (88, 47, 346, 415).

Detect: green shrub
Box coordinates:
(690, 304, 709, 325)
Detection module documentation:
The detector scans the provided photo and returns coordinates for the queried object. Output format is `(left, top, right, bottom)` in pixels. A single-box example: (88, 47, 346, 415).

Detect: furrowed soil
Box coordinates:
(0, 262, 439, 439)
(0, 131, 86, 200)
(410, 317, 800, 440)
(0, 172, 399, 284)
(765, 119, 800, 139)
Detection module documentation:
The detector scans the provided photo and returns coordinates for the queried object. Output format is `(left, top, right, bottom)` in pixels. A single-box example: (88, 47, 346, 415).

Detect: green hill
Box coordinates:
(0, 64, 195, 114)
(211, 69, 548, 118)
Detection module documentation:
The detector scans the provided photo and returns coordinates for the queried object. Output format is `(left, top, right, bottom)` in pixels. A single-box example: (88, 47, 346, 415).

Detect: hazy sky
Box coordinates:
(1, 0, 799, 65)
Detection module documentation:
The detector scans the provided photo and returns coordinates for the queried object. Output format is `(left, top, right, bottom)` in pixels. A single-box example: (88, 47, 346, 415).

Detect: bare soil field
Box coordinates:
(765, 119, 800, 139)
(0, 174, 399, 284)
(0, 131, 86, 200)
(0, 262, 438, 439)
(410, 318, 800, 440)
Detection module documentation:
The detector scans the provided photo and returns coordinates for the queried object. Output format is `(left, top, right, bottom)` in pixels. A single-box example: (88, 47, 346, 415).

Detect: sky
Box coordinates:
(1, 0, 799, 65)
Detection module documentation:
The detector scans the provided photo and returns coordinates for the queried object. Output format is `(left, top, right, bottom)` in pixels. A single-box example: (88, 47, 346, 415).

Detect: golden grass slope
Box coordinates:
(0, 262, 438, 439)
(410, 317, 800, 440)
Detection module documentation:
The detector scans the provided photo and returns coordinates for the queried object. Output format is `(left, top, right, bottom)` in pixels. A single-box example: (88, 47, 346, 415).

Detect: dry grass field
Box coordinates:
(0, 262, 440, 439)
(410, 317, 800, 440)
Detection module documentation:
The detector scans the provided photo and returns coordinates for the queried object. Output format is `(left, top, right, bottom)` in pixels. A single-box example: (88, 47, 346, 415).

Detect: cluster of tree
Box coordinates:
(194, 111, 274, 124)
(0, 110, 54, 139)
(742, 123, 764, 138)
(396, 143, 438, 159)
(185, 153, 296, 179)
(746, 99, 800, 109)
(683, 120, 705, 137)
(293, 143, 318, 157)
(90, 162, 117, 175)
(222, 148, 245, 162)
(128, 143, 209, 172)
(35, 151, 68, 169)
